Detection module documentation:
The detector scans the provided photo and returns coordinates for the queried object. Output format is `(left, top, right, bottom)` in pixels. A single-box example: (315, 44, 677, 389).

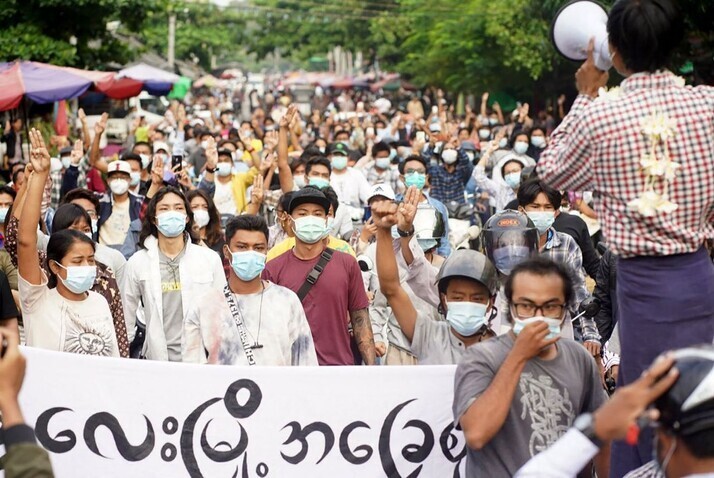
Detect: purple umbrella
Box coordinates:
(117, 63, 180, 96)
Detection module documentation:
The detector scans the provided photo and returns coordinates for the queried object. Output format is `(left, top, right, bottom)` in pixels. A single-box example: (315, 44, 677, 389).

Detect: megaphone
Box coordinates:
(551, 0, 612, 71)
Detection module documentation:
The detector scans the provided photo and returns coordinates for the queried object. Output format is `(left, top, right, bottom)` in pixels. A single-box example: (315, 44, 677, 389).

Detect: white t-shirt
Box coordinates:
(99, 199, 131, 246)
(330, 168, 371, 208)
(19, 271, 119, 357)
(214, 178, 237, 216)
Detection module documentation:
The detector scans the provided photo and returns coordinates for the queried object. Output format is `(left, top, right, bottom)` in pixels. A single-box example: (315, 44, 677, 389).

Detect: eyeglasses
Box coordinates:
(511, 302, 565, 319)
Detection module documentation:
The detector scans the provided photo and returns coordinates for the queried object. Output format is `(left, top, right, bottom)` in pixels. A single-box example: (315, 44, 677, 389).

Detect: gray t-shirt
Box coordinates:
(412, 314, 468, 365)
(453, 333, 606, 477)
(159, 247, 186, 362)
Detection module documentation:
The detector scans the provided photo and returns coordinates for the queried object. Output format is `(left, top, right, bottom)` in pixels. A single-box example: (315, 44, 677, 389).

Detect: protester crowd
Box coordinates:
(1, 1, 713, 477)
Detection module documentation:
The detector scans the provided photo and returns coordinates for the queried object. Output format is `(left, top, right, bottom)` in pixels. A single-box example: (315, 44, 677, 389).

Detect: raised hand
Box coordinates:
(95, 112, 108, 135)
(70, 139, 83, 165)
(280, 104, 298, 130)
(481, 92, 489, 103)
(205, 137, 218, 170)
(250, 174, 264, 205)
(519, 103, 530, 122)
(370, 200, 398, 230)
(176, 169, 192, 189)
(260, 152, 276, 172)
(150, 154, 164, 185)
(29, 128, 51, 173)
(576, 38, 609, 98)
(397, 186, 420, 232)
(78, 108, 87, 122)
(558, 94, 566, 106)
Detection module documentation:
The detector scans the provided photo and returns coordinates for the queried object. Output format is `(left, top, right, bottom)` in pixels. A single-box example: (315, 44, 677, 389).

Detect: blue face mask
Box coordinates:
(404, 172, 426, 190)
(492, 245, 531, 276)
(417, 238, 438, 251)
(230, 250, 267, 281)
(0, 207, 8, 223)
(331, 155, 348, 171)
(504, 172, 521, 189)
(526, 211, 555, 235)
(156, 211, 187, 238)
(293, 216, 329, 244)
(446, 302, 489, 336)
(54, 262, 96, 294)
(375, 157, 391, 170)
(308, 177, 330, 189)
(513, 141, 529, 155)
(512, 316, 562, 340)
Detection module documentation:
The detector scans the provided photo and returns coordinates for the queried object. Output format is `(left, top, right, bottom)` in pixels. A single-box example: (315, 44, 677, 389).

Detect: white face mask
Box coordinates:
(130, 171, 141, 186)
(200, 140, 209, 150)
(514, 141, 529, 155)
(442, 149, 458, 165)
(193, 209, 210, 228)
(216, 163, 232, 177)
(50, 157, 63, 173)
(110, 178, 129, 195)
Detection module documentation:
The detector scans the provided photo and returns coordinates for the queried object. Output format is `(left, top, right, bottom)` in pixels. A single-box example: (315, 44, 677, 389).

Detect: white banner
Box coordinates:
(2, 348, 466, 478)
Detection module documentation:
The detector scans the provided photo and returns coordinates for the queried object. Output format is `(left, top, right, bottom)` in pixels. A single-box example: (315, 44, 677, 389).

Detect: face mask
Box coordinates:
(292, 216, 329, 244)
(61, 157, 72, 170)
(478, 129, 491, 140)
(465, 151, 476, 162)
(193, 209, 210, 228)
(417, 238, 438, 251)
(53, 262, 96, 294)
(404, 172, 426, 190)
(85, 232, 93, 240)
(201, 140, 209, 150)
(526, 211, 555, 235)
(216, 163, 232, 177)
(326, 217, 335, 235)
(376, 128, 387, 139)
(130, 171, 141, 187)
(489, 118, 499, 126)
(653, 432, 677, 476)
(156, 211, 187, 238)
(91, 219, 98, 234)
(375, 157, 391, 170)
(308, 177, 330, 189)
(512, 316, 562, 340)
(531, 136, 546, 148)
(492, 245, 531, 275)
(0, 207, 9, 223)
(230, 250, 267, 281)
(331, 155, 348, 171)
(442, 149, 458, 165)
(446, 302, 488, 336)
(499, 138, 508, 149)
(140, 154, 151, 170)
(504, 172, 521, 189)
(318, 147, 326, 154)
(110, 178, 130, 196)
(287, 174, 304, 189)
(51, 157, 63, 173)
(514, 141, 529, 155)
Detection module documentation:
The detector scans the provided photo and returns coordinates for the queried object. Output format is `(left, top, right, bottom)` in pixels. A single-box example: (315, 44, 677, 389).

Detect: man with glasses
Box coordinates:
(453, 257, 608, 478)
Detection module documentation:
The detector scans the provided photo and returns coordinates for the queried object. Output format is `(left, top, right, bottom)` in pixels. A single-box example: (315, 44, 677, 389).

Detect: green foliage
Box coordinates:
(0, 0, 152, 67)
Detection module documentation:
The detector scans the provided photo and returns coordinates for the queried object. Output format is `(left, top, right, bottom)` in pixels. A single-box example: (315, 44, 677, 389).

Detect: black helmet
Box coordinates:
(436, 249, 498, 296)
(482, 209, 539, 276)
(655, 346, 714, 436)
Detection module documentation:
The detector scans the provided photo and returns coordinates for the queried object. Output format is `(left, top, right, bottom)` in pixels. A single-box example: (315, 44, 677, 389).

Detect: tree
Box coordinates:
(0, 0, 152, 68)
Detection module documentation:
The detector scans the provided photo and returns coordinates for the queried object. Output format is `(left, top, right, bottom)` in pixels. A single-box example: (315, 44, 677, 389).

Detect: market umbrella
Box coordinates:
(0, 61, 94, 111)
(117, 63, 180, 96)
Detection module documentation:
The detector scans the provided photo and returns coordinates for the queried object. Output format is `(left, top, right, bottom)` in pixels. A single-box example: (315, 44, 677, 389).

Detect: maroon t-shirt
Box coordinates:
(263, 249, 370, 365)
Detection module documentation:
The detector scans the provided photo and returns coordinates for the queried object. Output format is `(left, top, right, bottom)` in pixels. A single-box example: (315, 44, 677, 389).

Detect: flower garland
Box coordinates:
(627, 112, 680, 217)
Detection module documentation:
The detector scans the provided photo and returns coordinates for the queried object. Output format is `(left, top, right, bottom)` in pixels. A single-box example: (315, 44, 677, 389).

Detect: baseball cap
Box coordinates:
(367, 183, 396, 203)
(153, 141, 170, 154)
(462, 140, 477, 152)
(288, 188, 331, 215)
(59, 146, 73, 157)
(327, 142, 350, 156)
(107, 160, 132, 176)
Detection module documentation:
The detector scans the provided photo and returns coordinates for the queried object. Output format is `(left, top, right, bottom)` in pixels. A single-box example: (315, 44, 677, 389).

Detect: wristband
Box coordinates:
(396, 227, 415, 238)
(206, 167, 217, 173)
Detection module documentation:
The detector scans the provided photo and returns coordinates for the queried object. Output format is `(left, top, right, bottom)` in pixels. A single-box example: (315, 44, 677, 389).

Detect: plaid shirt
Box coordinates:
(623, 461, 662, 478)
(538, 70, 714, 258)
(427, 148, 473, 204)
(541, 228, 600, 342)
(360, 162, 401, 192)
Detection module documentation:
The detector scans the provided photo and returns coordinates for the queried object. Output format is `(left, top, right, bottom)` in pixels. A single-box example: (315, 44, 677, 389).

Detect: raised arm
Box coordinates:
(78, 108, 91, 151)
(278, 105, 298, 193)
(244, 174, 264, 216)
(89, 112, 109, 173)
(373, 198, 418, 342)
(18, 130, 50, 286)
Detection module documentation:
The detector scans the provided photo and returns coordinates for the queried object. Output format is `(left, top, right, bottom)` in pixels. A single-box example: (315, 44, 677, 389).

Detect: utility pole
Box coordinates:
(168, 13, 176, 69)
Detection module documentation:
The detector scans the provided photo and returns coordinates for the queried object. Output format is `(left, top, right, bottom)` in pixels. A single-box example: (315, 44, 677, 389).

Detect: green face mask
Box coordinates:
(308, 177, 330, 189)
(404, 172, 426, 190)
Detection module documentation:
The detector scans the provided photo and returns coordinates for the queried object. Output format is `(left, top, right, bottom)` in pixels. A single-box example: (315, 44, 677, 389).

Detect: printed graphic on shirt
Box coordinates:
(64, 313, 114, 356)
(518, 372, 574, 456)
(162, 279, 181, 292)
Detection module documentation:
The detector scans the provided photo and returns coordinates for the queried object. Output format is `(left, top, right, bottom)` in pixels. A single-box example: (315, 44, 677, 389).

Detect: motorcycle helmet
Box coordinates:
(655, 346, 714, 437)
(482, 209, 539, 276)
(436, 249, 498, 296)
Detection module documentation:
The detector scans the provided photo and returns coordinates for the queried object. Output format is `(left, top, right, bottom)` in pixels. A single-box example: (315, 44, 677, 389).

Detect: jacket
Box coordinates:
(0, 424, 54, 478)
(593, 247, 618, 344)
(198, 168, 258, 215)
(97, 192, 143, 233)
(121, 234, 226, 361)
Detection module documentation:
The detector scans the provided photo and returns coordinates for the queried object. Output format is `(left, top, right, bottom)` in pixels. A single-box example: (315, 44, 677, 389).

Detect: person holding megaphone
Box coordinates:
(538, 0, 714, 475)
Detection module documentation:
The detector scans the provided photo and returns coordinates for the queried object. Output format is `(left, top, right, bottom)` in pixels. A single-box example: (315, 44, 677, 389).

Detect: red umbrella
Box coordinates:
(58, 66, 143, 99)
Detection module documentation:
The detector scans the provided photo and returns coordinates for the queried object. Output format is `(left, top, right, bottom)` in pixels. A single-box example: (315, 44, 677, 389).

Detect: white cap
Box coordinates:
(367, 183, 396, 203)
(153, 141, 170, 154)
(107, 160, 132, 176)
